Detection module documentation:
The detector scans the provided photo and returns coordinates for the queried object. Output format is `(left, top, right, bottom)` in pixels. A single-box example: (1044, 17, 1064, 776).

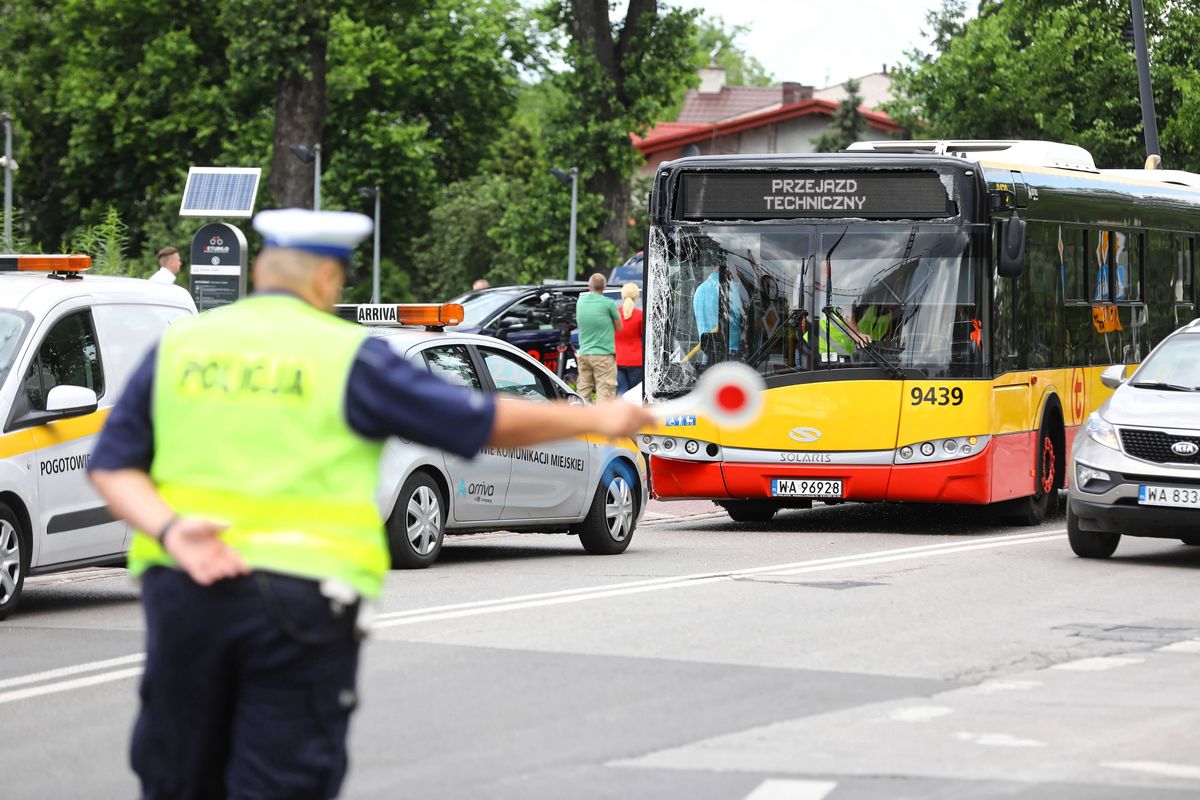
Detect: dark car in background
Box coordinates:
(609, 251, 644, 290)
(448, 283, 588, 381)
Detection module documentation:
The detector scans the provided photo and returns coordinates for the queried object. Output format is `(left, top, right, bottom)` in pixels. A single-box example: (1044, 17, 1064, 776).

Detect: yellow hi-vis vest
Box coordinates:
(126, 294, 388, 598)
(803, 317, 856, 355)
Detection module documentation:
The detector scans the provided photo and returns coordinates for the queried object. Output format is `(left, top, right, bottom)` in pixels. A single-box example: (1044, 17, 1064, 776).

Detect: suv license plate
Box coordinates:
(1138, 485, 1200, 509)
(771, 478, 842, 498)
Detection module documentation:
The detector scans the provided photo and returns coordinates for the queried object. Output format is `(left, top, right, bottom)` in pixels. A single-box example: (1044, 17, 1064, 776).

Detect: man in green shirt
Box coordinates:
(575, 272, 622, 400)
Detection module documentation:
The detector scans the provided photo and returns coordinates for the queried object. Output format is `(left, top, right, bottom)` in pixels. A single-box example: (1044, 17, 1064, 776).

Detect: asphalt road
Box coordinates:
(3, 498, 1200, 799)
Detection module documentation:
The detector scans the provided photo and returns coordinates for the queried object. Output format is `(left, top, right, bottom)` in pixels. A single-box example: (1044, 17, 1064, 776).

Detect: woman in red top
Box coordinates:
(614, 282, 644, 395)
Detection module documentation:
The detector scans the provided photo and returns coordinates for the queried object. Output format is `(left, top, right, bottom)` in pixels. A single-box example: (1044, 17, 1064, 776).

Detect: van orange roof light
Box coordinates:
(0, 254, 92, 274)
(351, 303, 465, 328)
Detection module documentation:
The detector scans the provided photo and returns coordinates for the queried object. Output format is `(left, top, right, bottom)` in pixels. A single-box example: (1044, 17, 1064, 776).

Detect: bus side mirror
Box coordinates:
(997, 215, 1026, 278)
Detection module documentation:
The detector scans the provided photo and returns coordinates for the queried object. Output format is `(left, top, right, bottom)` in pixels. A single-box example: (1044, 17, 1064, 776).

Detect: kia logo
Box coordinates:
(788, 426, 822, 443)
(1170, 440, 1199, 457)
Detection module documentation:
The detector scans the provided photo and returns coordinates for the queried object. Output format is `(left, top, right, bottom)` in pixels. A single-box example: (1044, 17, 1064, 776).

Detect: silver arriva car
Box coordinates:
(1068, 318, 1200, 558)
(361, 317, 647, 568)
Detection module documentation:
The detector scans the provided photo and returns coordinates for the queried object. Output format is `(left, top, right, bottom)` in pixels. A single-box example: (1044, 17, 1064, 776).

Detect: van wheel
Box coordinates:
(721, 501, 778, 523)
(1008, 421, 1061, 526)
(0, 502, 29, 621)
(387, 473, 445, 569)
(574, 462, 637, 555)
(1067, 502, 1119, 559)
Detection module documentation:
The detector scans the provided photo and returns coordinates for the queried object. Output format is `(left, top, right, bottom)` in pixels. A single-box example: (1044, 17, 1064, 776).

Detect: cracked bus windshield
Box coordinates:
(646, 223, 984, 397)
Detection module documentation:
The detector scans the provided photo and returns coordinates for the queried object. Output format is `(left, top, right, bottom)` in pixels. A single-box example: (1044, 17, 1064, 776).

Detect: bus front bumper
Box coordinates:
(650, 448, 994, 504)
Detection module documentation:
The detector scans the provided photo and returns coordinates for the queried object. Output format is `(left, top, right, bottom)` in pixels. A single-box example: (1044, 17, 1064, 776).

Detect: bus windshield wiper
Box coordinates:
(823, 306, 904, 379)
(1130, 380, 1194, 392)
(747, 308, 805, 369)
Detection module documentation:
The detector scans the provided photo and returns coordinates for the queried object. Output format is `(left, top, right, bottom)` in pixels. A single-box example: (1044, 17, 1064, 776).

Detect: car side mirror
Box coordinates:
(1099, 364, 1127, 390)
(45, 385, 99, 416)
(997, 214, 1026, 278)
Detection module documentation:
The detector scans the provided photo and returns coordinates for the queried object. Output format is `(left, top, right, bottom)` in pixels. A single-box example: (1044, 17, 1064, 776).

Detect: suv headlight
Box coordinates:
(1085, 413, 1120, 451)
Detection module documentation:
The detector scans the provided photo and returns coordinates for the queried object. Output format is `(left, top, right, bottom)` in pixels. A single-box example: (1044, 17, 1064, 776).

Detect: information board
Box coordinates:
(189, 222, 247, 312)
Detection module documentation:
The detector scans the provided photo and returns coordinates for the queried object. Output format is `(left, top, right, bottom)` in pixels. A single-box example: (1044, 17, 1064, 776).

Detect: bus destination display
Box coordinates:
(677, 171, 956, 220)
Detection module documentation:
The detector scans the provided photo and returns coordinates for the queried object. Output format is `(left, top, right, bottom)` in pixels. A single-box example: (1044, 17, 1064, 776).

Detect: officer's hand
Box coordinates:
(590, 401, 656, 438)
(163, 517, 248, 586)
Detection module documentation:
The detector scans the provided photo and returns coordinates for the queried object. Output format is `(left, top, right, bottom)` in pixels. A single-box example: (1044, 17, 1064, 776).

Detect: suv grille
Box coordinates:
(1119, 428, 1200, 465)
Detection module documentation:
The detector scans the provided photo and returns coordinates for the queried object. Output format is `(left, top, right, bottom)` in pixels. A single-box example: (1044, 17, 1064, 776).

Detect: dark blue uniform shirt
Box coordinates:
(90, 333, 496, 473)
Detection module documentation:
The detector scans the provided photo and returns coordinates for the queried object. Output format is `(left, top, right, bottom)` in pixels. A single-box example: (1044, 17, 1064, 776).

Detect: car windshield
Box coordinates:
(1131, 332, 1200, 390)
(644, 223, 985, 397)
(446, 289, 526, 329)
(0, 310, 28, 382)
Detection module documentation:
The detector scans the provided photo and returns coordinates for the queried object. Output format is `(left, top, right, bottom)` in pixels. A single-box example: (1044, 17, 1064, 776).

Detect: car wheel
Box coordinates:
(1008, 419, 1062, 526)
(575, 461, 637, 555)
(0, 501, 29, 621)
(387, 472, 445, 569)
(1066, 502, 1119, 559)
(720, 501, 778, 523)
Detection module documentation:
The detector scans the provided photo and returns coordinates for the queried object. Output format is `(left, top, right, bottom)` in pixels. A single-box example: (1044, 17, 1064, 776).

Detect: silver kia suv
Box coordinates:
(1068, 318, 1200, 558)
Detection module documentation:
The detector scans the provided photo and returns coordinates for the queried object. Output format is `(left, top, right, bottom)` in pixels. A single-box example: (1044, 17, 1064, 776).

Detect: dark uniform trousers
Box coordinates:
(134, 567, 360, 800)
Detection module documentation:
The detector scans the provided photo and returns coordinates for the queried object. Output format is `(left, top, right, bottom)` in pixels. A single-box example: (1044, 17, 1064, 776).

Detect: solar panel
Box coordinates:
(179, 167, 262, 218)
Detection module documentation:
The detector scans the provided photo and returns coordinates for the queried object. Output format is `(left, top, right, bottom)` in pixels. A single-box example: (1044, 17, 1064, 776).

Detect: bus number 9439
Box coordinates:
(911, 386, 964, 406)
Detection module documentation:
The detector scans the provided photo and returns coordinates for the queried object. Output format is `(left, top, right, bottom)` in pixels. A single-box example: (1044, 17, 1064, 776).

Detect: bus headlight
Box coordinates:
(641, 434, 720, 462)
(895, 435, 990, 464)
(1085, 413, 1120, 451)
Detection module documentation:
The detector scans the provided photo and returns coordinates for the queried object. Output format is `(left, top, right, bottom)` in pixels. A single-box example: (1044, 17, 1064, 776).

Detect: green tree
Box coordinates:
(886, 0, 1200, 171)
(0, 0, 532, 298)
(812, 78, 865, 152)
(542, 0, 700, 264)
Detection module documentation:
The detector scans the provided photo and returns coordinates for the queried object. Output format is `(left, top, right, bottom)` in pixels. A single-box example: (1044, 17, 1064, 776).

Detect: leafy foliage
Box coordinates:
(0, 0, 710, 300)
(886, 0, 1200, 171)
(70, 207, 134, 276)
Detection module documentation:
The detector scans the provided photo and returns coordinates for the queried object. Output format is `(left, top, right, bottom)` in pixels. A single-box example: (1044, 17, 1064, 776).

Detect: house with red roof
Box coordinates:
(633, 64, 903, 175)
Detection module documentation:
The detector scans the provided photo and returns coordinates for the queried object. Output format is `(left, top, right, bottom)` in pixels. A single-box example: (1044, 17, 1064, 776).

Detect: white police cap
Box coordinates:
(253, 208, 373, 260)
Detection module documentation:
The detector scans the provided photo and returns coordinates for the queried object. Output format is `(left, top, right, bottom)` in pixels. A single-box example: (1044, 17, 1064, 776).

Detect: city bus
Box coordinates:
(639, 140, 1200, 524)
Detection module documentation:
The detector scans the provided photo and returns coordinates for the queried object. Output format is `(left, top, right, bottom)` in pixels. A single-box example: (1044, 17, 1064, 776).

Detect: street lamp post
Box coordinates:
(550, 167, 579, 282)
(1, 113, 17, 253)
(359, 186, 382, 303)
(1129, 0, 1161, 165)
(288, 143, 323, 209)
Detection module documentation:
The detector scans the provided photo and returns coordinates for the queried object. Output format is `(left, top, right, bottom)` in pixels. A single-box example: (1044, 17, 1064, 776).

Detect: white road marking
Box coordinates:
(957, 679, 1042, 695)
(0, 667, 143, 705)
(374, 530, 1064, 629)
(887, 705, 953, 722)
(954, 732, 1046, 747)
(1050, 656, 1144, 671)
(742, 778, 838, 800)
(0, 652, 145, 691)
(1101, 761, 1200, 780)
(2, 530, 1065, 704)
(1157, 639, 1200, 654)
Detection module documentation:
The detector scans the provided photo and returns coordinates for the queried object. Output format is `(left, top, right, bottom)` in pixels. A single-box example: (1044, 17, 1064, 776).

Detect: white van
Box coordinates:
(0, 255, 196, 619)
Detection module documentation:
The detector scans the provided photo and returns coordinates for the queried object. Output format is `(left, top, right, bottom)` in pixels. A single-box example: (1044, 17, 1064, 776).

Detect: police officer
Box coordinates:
(88, 208, 652, 800)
